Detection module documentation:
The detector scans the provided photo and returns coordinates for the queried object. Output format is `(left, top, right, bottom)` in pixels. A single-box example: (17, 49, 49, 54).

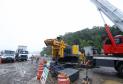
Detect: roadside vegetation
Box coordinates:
(41, 26, 123, 55)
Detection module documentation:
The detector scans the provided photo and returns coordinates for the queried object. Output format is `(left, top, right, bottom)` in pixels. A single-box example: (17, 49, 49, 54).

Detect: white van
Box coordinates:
(0, 50, 15, 63)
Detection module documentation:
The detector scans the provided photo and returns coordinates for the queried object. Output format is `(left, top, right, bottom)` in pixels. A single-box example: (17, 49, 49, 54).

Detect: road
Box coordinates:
(0, 61, 123, 84)
(0, 61, 38, 84)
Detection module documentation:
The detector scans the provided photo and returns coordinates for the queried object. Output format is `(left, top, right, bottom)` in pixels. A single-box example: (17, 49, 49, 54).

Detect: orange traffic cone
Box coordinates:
(39, 58, 45, 64)
(58, 72, 70, 84)
(37, 63, 44, 80)
(85, 60, 91, 65)
(36, 57, 47, 80)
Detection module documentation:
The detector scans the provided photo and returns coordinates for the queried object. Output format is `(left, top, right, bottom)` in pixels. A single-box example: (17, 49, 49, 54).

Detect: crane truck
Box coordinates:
(89, 0, 123, 75)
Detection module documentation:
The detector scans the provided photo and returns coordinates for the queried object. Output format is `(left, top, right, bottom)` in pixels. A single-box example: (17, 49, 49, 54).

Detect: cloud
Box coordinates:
(0, 0, 123, 51)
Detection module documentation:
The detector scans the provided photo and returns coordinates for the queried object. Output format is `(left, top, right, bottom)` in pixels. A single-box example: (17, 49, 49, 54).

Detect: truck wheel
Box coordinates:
(1, 59, 3, 63)
(114, 61, 119, 72)
(114, 66, 118, 72)
(118, 64, 123, 75)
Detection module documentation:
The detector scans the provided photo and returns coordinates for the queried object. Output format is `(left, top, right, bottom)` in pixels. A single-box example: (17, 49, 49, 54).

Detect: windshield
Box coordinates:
(4, 50, 15, 56)
(19, 51, 28, 54)
(115, 38, 122, 44)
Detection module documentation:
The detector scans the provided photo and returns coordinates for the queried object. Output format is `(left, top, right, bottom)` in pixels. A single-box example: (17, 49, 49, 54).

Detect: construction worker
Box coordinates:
(31, 55, 34, 64)
(36, 56, 39, 63)
(79, 48, 86, 64)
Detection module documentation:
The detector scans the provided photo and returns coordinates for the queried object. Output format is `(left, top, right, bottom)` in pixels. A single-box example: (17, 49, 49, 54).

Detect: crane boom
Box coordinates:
(91, 0, 123, 32)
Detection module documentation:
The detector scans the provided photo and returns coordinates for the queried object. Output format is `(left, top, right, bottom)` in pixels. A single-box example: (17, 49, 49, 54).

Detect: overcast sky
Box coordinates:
(0, 0, 123, 52)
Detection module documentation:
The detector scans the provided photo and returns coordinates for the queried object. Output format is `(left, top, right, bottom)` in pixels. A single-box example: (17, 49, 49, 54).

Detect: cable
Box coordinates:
(98, 9, 106, 25)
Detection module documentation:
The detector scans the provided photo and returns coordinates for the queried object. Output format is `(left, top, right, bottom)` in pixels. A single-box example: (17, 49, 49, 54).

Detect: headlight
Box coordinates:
(1, 56, 6, 58)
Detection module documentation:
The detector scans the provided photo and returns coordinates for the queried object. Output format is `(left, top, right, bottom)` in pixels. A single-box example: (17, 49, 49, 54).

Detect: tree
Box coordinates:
(41, 25, 123, 54)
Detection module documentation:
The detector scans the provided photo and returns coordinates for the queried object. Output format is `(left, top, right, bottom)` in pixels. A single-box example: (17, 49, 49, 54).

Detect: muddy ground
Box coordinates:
(0, 61, 123, 84)
(0, 61, 38, 84)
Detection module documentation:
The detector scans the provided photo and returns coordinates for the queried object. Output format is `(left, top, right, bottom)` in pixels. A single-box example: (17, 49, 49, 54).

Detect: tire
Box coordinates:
(118, 64, 123, 75)
(114, 65, 118, 72)
(1, 59, 3, 63)
(114, 61, 119, 72)
(12, 60, 14, 63)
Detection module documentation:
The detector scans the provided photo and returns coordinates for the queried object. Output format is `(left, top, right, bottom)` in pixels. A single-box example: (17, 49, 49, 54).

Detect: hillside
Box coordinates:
(41, 26, 123, 55)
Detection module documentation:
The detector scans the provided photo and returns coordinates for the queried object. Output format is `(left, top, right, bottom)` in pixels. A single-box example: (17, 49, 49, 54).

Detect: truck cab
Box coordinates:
(15, 46, 28, 61)
(15, 50, 28, 61)
(0, 50, 15, 63)
(103, 35, 123, 55)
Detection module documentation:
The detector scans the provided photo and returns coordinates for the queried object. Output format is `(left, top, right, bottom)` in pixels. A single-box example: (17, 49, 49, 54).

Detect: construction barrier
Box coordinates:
(40, 65, 49, 84)
(37, 63, 44, 80)
(57, 72, 70, 84)
(37, 58, 46, 80)
(40, 60, 50, 84)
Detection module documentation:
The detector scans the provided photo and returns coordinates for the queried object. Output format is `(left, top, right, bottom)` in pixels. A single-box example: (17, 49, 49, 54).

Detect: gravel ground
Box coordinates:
(0, 61, 38, 84)
(74, 67, 123, 84)
(45, 67, 123, 84)
(0, 60, 123, 84)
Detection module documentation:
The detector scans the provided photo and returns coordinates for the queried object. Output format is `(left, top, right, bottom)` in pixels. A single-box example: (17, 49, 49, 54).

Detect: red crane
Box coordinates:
(91, 0, 123, 74)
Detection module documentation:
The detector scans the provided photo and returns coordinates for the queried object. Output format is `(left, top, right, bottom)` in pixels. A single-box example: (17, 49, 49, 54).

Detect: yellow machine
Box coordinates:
(44, 38, 81, 63)
(72, 45, 79, 55)
(44, 39, 66, 59)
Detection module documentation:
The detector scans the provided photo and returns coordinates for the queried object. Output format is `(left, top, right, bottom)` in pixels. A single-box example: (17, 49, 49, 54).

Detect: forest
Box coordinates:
(41, 26, 123, 55)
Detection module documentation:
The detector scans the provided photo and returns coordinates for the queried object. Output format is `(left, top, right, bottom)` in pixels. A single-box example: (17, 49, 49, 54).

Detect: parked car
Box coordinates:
(0, 50, 15, 63)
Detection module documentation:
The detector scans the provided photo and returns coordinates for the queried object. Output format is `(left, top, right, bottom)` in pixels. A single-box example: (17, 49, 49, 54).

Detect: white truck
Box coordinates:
(0, 50, 15, 63)
(15, 46, 28, 61)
